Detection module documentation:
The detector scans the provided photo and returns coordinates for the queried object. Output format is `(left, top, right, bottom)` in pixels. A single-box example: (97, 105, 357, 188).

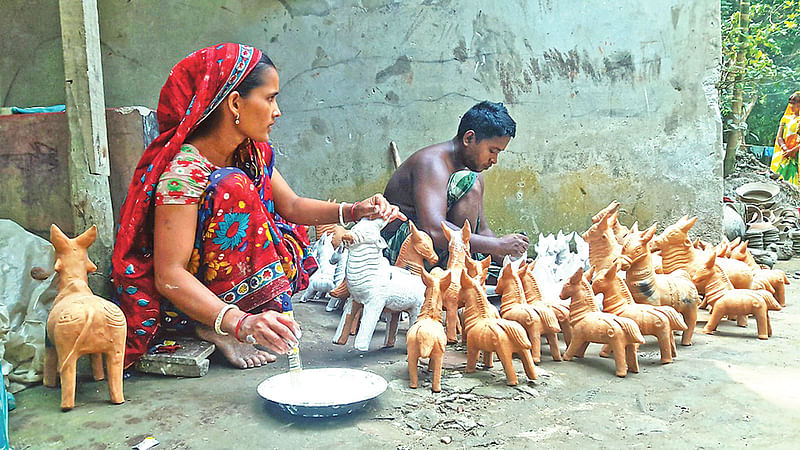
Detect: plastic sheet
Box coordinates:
(0, 220, 57, 393)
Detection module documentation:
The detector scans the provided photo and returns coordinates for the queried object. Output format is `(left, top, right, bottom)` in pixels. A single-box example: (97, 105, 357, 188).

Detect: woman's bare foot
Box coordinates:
(196, 325, 277, 368)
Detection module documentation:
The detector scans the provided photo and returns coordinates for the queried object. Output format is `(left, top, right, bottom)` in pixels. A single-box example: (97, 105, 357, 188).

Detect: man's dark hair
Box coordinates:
(456, 101, 516, 141)
(236, 53, 276, 98)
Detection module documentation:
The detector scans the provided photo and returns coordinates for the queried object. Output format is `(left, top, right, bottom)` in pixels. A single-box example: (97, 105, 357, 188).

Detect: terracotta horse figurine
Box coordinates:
(43, 225, 126, 410)
(407, 268, 451, 392)
(441, 220, 472, 343)
(692, 251, 781, 339)
(730, 240, 790, 307)
(460, 271, 537, 385)
(331, 220, 438, 345)
(617, 222, 700, 345)
(559, 268, 645, 377)
(519, 261, 572, 347)
(652, 216, 754, 292)
(591, 262, 688, 364)
(582, 210, 622, 273)
(495, 261, 562, 362)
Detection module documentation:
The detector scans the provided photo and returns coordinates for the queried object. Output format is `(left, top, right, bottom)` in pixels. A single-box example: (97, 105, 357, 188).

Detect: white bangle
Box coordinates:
(338, 202, 347, 227)
(214, 304, 239, 336)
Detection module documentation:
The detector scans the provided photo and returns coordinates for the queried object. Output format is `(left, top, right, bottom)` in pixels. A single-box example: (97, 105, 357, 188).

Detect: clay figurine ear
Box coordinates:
(705, 250, 716, 268)
(730, 236, 741, 248)
(50, 223, 70, 250)
(502, 255, 512, 267)
(440, 270, 452, 291)
(408, 220, 418, 234)
(585, 265, 595, 282)
(461, 219, 471, 242)
(630, 221, 639, 234)
(460, 268, 473, 287)
(421, 267, 433, 288)
(642, 223, 658, 242)
(440, 221, 453, 240)
(682, 216, 698, 231)
(482, 255, 492, 269)
(75, 225, 98, 249)
(570, 267, 584, 284)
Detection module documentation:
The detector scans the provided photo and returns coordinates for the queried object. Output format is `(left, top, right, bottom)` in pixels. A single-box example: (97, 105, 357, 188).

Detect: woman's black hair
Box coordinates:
(789, 92, 800, 104)
(236, 53, 276, 98)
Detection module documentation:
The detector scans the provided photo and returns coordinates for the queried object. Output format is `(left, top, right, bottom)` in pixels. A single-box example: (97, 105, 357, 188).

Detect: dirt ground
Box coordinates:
(9, 260, 800, 449)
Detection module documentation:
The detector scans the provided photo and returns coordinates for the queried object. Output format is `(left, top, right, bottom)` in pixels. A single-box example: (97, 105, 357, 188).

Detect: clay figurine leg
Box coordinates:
(444, 306, 459, 343)
(610, 339, 628, 377)
(563, 337, 587, 360)
(90, 353, 105, 381)
(384, 311, 401, 348)
(754, 309, 769, 340)
(354, 301, 385, 351)
(58, 354, 78, 411)
(767, 314, 773, 337)
(517, 348, 538, 381)
(105, 350, 125, 404)
(465, 345, 480, 373)
(350, 302, 363, 335)
(680, 306, 697, 346)
(560, 321, 573, 346)
(429, 352, 444, 393)
(625, 343, 640, 373)
(407, 340, 420, 389)
(656, 329, 673, 364)
(737, 314, 748, 328)
(545, 333, 563, 361)
(669, 333, 677, 358)
(482, 350, 494, 369)
(43, 347, 59, 388)
(599, 343, 612, 358)
(494, 345, 519, 386)
(703, 306, 725, 334)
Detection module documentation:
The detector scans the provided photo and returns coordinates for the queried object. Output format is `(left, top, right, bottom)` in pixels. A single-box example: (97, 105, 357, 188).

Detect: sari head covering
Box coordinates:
(112, 43, 266, 367)
(770, 91, 800, 185)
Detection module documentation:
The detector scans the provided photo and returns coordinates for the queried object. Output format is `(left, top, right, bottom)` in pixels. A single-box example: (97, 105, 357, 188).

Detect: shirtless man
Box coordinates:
(382, 101, 529, 264)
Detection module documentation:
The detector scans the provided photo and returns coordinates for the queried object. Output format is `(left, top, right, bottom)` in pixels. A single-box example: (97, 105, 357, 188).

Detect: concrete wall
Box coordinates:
(0, 0, 723, 240)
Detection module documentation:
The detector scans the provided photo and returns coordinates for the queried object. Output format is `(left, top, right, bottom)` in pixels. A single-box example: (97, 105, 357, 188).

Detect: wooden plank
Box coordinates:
(59, 0, 114, 296)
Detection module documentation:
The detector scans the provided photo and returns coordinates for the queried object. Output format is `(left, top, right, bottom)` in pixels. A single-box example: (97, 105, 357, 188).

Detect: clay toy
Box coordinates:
(582, 210, 622, 273)
(653, 216, 754, 291)
(43, 225, 126, 410)
(559, 268, 645, 377)
(300, 232, 336, 302)
(336, 219, 425, 351)
(519, 261, 572, 348)
(591, 201, 629, 244)
(407, 269, 451, 392)
(617, 222, 700, 345)
(459, 271, 536, 385)
(692, 251, 781, 339)
(591, 262, 688, 363)
(441, 220, 472, 343)
(495, 261, 562, 362)
(730, 240, 790, 306)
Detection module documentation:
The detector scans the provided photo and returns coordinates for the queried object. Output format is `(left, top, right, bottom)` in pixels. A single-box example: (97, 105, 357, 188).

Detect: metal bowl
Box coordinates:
(257, 368, 388, 418)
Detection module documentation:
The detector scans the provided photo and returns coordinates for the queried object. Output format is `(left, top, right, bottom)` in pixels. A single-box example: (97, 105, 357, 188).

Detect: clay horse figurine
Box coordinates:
(407, 269, 451, 392)
(43, 225, 126, 410)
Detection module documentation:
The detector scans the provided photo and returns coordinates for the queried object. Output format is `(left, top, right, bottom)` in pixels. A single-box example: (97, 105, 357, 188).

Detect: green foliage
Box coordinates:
(719, 0, 800, 143)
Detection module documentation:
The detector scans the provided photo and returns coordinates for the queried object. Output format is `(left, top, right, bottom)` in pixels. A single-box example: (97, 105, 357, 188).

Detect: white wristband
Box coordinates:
(338, 202, 347, 227)
(214, 304, 239, 336)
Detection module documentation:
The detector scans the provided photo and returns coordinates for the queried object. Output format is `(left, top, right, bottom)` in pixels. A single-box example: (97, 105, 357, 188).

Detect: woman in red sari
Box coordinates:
(113, 43, 403, 369)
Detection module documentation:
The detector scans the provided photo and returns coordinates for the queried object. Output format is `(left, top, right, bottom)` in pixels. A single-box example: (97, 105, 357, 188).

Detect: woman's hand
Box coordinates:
(352, 193, 407, 223)
(238, 310, 301, 355)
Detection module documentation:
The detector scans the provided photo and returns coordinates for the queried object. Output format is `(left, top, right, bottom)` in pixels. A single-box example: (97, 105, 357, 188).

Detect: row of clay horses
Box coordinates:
(404, 202, 789, 390)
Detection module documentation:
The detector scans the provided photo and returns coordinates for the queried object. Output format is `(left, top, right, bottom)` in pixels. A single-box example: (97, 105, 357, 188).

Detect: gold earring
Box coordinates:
(234, 114, 240, 125)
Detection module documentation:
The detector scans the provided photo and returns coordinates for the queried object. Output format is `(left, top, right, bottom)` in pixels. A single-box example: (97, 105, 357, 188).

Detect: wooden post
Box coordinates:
(59, 0, 114, 295)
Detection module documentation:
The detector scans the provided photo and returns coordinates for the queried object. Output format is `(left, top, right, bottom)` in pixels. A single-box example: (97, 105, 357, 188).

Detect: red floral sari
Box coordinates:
(112, 43, 315, 368)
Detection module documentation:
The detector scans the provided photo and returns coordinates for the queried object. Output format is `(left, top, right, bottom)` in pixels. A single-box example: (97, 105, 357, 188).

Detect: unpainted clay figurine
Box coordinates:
(336, 219, 424, 351)
(441, 220, 472, 343)
(325, 244, 348, 312)
(407, 269, 451, 392)
(617, 222, 700, 345)
(582, 210, 622, 273)
(691, 250, 781, 339)
(519, 261, 572, 348)
(459, 271, 536, 385)
(591, 262, 688, 364)
(43, 225, 126, 410)
(460, 254, 499, 344)
(495, 262, 562, 363)
(730, 240, 790, 306)
(652, 216, 754, 292)
(559, 268, 645, 377)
